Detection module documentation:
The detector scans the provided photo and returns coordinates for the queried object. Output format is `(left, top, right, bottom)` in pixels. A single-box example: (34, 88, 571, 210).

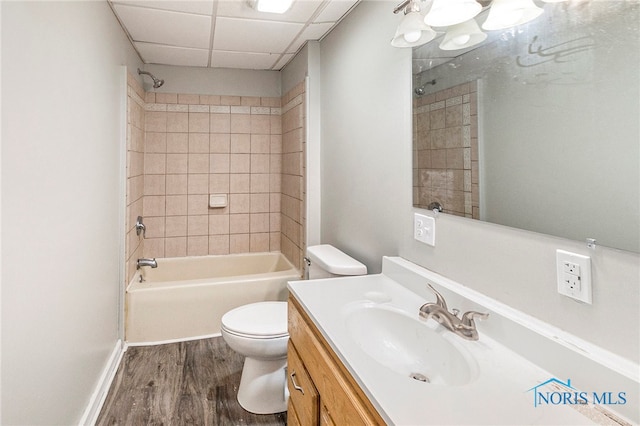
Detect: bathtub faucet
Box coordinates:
(137, 258, 158, 269)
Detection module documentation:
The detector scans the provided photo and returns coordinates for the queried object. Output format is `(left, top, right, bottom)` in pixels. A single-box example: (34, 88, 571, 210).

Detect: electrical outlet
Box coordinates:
(556, 250, 592, 304)
(414, 213, 435, 246)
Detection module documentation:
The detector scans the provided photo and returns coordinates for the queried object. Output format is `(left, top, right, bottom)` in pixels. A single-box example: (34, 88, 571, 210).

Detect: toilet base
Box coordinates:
(237, 356, 288, 414)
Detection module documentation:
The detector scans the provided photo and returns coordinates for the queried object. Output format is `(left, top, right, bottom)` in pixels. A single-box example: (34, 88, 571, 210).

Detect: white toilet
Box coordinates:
(220, 244, 367, 414)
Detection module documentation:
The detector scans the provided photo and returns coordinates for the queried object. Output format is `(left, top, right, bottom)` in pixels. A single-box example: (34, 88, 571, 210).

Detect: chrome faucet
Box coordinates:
(136, 258, 157, 269)
(419, 284, 488, 341)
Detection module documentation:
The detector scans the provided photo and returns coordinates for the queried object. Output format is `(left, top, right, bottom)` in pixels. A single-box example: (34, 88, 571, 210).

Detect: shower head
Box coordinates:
(137, 68, 164, 89)
(414, 79, 436, 96)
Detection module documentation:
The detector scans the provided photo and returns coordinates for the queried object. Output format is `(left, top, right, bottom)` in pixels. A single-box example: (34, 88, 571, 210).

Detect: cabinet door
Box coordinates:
(287, 341, 319, 425)
(320, 404, 336, 426)
(287, 399, 301, 426)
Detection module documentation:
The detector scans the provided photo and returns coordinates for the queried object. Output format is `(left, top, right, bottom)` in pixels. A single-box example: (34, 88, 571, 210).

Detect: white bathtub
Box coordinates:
(125, 252, 300, 345)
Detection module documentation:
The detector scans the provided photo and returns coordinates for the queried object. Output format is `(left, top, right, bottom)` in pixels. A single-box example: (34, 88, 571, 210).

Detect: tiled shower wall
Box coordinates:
(126, 73, 145, 284)
(280, 82, 306, 270)
(413, 81, 479, 218)
(123, 74, 307, 275)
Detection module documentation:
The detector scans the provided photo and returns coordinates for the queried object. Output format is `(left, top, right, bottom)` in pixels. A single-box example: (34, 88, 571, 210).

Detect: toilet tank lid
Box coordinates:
(306, 244, 367, 276)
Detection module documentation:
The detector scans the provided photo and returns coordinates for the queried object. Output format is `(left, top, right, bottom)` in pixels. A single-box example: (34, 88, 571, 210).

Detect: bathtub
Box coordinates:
(125, 252, 300, 345)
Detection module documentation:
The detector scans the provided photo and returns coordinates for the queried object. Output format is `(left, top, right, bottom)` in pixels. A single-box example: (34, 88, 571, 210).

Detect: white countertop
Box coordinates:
(288, 257, 637, 425)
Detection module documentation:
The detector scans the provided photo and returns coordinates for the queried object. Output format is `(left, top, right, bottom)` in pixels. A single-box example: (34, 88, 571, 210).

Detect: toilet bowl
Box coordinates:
(221, 245, 367, 415)
(221, 301, 289, 414)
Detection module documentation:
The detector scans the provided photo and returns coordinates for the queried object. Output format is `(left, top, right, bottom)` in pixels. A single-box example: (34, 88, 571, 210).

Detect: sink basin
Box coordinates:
(344, 304, 478, 386)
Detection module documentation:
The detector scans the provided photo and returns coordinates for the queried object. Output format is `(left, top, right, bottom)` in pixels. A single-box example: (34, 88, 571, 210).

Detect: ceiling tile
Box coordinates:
(113, 4, 211, 49)
(314, 0, 358, 23)
(213, 17, 304, 53)
(136, 42, 210, 67)
(211, 50, 280, 69)
(111, 0, 214, 15)
(216, 0, 323, 23)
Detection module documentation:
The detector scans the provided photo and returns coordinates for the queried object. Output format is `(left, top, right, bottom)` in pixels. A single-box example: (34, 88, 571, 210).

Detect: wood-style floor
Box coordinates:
(97, 337, 287, 426)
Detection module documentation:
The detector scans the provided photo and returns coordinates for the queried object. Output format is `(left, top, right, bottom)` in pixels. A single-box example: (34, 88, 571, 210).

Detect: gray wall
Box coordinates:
(144, 64, 281, 97)
(319, 0, 639, 364)
(1, 2, 141, 424)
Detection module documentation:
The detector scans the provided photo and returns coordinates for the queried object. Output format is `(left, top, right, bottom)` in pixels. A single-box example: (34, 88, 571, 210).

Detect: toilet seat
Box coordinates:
(221, 301, 288, 339)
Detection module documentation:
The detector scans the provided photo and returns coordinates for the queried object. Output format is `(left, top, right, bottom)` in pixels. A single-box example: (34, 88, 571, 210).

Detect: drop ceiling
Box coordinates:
(109, 0, 360, 71)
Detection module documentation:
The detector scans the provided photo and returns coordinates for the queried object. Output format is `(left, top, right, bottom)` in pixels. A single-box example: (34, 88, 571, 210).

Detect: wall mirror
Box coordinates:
(412, 1, 639, 253)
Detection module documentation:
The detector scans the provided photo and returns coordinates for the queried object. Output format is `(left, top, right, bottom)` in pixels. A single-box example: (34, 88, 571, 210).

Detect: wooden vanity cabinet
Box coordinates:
(287, 296, 386, 426)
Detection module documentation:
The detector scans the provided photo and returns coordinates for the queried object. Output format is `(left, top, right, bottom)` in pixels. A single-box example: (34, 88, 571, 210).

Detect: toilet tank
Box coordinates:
(305, 244, 367, 279)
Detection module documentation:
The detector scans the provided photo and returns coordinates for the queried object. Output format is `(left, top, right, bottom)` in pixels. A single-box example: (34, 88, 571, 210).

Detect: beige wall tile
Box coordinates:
(250, 174, 270, 193)
(166, 195, 188, 216)
(188, 153, 209, 174)
(230, 114, 251, 133)
(230, 134, 250, 153)
(209, 235, 229, 255)
(221, 95, 241, 106)
(166, 133, 189, 153)
(189, 112, 210, 133)
(270, 232, 281, 251)
(188, 215, 209, 236)
(146, 132, 166, 153)
(209, 215, 229, 235)
(230, 214, 250, 234)
(144, 216, 165, 239)
(188, 174, 209, 194)
(143, 238, 165, 258)
(250, 213, 269, 233)
(251, 154, 270, 173)
(210, 113, 231, 133)
(188, 236, 209, 256)
(189, 133, 210, 153)
(210, 153, 230, 174)
(229, 193, 250, 213)
(179, 93, 199, 104)
(230, 174, 250, 193)
(167, 112, 188, 132)
(166, 215, 187, 237)
(230, 234, 249, 254)
(209, 174, 230, 193)
(251, 134, 270, 153)
(156, 93, 177, 104)
(250, 233, 270, 252)
(144, 175, 166, 196)
(251, 115, 270, 134)
(167, 153, 188, 174)
(250, 193, 270, 213)
(166, 174, 188, 195)
(165, 237, 187, 257)
(188, 194, 209, 215)
(144, 153, 166, 174)
(230, 154, 250, 173)
(146, 111, 167, 132)
(143, 195, 165, 216)
(210, 134, 230, 153)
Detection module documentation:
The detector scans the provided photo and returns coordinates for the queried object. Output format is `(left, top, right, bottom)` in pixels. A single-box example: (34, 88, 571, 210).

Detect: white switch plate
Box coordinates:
(414, 213, 435, 246)
(556, 249, 592, 304)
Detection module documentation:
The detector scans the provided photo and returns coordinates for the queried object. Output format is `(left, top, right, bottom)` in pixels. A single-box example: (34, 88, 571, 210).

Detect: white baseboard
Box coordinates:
(78, 339, 126, 425)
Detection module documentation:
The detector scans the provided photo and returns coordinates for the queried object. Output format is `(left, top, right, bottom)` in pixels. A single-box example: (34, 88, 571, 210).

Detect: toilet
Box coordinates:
(221, 244, 367, 414)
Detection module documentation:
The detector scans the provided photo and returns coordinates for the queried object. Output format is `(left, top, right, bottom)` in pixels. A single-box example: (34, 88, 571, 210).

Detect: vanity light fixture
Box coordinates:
(439, 18, 487, 50)
(391, 0, 437, 48)
(392, 0, 546, 50)
(481, 0, 544, 30)
(425, 0, 483, 27)
(247, 0, 294, 14)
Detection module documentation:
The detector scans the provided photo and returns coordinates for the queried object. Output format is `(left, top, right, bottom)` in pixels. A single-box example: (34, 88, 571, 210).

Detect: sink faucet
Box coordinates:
(136, 258, 157, 269)
(419, 284, 488, 341)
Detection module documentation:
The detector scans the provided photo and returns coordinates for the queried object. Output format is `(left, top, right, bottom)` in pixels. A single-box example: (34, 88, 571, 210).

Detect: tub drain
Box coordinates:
(410, 373, 429, 383)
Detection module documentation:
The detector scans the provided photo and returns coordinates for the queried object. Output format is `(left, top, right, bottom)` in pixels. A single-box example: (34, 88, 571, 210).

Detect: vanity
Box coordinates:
(287, 257, 638, 425)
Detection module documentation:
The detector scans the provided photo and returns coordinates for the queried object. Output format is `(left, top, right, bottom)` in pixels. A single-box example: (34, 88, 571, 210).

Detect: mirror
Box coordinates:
(412, 1, 639, 253)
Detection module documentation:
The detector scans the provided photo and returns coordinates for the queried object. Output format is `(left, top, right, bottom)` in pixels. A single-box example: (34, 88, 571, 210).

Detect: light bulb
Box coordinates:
(404, 31, 422, 43)
(453, 34, 471, 45)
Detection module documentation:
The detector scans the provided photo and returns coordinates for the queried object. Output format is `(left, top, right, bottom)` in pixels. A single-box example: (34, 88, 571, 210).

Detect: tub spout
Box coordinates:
(137, 258, 157, 269)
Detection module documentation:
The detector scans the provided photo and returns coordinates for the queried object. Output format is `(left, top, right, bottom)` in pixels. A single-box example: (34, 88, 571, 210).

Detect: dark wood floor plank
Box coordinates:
(96, 337, 287, 425)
